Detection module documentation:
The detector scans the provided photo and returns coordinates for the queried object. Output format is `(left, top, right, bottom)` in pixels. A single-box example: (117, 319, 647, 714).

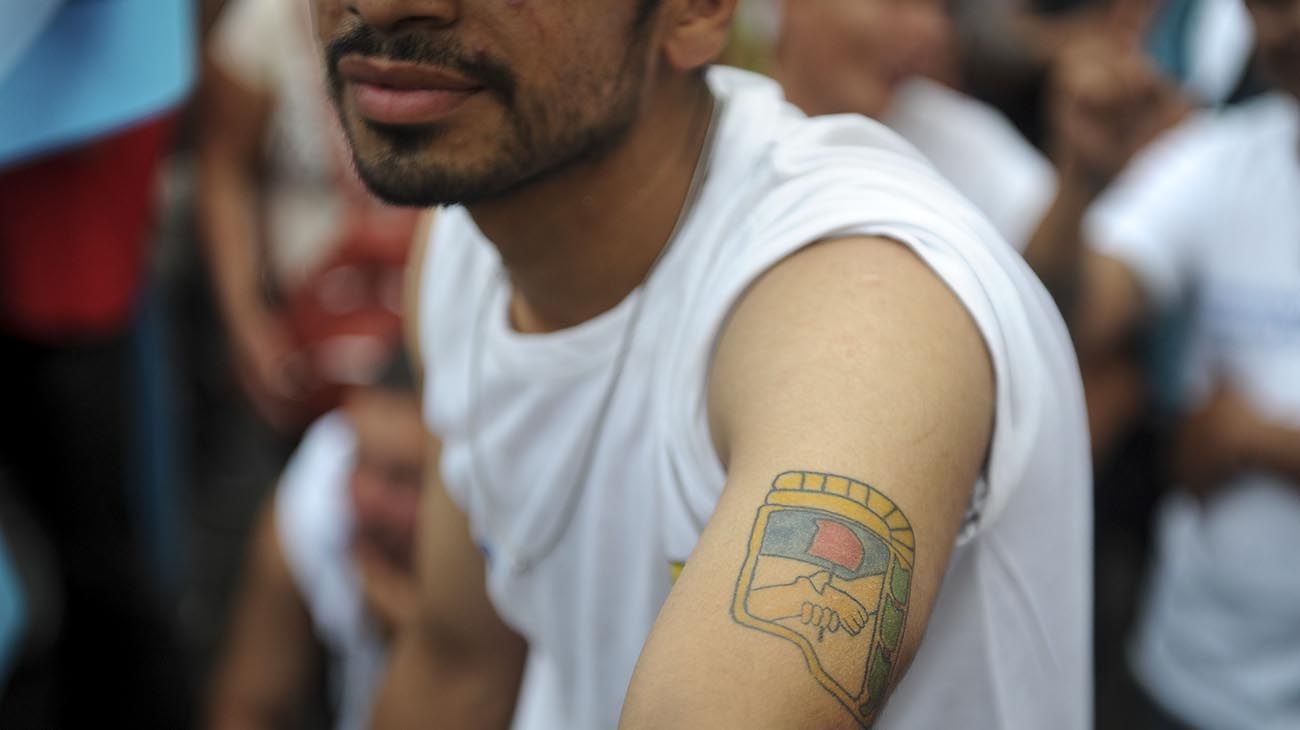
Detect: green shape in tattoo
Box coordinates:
(866, 644, 892, 701)
(879, 598, 905, 650)
(891, 559, 911, 604)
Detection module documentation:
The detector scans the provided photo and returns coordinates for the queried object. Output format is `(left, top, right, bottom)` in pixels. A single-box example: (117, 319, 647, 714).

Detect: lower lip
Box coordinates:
(350, 82, 480, 125)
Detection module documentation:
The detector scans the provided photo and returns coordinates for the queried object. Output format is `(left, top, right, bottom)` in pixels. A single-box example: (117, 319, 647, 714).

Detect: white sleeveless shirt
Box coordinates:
(418, 67, 1092, 730)
(276, 412, 387, 730)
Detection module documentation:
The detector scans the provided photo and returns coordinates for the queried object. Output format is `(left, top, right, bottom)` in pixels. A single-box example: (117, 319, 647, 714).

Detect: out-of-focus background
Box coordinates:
(0, 1, 1292, 728)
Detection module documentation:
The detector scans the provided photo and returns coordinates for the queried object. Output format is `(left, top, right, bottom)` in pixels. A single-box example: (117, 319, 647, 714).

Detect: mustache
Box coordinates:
(325, 24, 517, 104)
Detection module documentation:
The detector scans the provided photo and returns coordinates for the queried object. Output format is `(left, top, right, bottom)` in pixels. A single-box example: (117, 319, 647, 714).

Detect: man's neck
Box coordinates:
(467, 76, 716, 334)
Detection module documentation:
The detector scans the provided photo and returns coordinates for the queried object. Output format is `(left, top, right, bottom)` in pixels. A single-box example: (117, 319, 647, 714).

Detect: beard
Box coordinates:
(324, 23, 653, 208)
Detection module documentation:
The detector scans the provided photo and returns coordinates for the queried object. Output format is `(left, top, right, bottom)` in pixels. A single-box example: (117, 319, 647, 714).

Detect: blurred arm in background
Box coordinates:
(369, 227, 526, 730)
(208, 507, 317, 730)
(1026, 0, 1300, 496)
(197, 9, 308, 428)
(368, 440, 528, 730)
(1022, 25, 1190, 331)
(1176, 385, 1300, 498)
(1017, 1, 1190, 458)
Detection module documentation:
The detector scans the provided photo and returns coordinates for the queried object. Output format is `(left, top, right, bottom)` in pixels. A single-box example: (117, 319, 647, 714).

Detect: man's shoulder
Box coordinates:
(708, 65, 930, 180)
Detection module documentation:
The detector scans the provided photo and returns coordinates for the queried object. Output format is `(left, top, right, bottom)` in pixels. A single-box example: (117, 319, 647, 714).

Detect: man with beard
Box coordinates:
(310, 1, 1091, 728)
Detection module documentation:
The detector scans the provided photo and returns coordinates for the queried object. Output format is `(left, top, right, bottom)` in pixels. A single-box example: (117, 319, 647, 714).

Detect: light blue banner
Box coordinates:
(0, 0, 196, 168)
(0, 0, 64, 84)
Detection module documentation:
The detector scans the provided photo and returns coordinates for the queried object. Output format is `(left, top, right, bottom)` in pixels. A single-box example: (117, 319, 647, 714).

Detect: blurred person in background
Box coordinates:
(0, 0, 195, 725)
(733, 0, 1057, 250)
(190, 0, 421, 704)
(200, 0, 421, 431)
(209, 355, 425, 730)
(1030, 0, 1300, 726)
(953, 0, 1254, 146)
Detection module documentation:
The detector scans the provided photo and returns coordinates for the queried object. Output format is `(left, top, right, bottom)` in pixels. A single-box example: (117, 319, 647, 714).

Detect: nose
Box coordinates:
(347, 0, 460, 32)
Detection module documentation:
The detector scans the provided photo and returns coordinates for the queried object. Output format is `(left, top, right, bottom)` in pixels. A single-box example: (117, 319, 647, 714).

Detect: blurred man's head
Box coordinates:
(312, 0, 736, 208)
(344, 357, 425, 573)
(1245, 0, 1300, 101)
(776, 0, 951, 118)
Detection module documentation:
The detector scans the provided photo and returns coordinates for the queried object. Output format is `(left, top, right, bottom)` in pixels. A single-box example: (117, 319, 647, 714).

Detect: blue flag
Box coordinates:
(0, 0, 195, 168)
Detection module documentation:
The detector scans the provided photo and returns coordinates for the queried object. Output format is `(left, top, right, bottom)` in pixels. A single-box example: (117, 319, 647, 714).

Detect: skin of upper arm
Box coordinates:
(370, 437, 527, 730)
(620, 236, 994, 729)
(208, 505, 316, 730)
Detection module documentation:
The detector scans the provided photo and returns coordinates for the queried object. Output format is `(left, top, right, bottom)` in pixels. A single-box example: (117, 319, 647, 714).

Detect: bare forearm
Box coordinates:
(208, 693, 294, 730)
(371, 624, 525, 730)
(196, 58, 275, 335)
(1248, 420, 1300, 489)
(1022, 169, 1103, 327)
(206, 513, 313, 730)
(197, 153, 269, 331)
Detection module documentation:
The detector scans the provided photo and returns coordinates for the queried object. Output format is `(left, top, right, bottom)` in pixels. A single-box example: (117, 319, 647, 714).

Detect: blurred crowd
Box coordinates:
(0, 0, 1296, 728)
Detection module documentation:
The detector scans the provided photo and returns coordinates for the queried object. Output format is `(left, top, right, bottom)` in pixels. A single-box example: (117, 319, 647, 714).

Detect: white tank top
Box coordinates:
(418, 67, 1092, 730)
(276, 412, 387, 730)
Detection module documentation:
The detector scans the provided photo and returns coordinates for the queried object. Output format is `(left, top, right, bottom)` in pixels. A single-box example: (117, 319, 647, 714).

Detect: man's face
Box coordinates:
(312, 0, 661, 207)
(1246, 0, 1300, 101)
(778, 0, 950, 118)
(345, 389, 427, 572)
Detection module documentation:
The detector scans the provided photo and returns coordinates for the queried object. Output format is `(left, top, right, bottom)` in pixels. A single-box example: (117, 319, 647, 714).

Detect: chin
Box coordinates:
(353, 153, 530, 208)
(345, 130, 480, 206)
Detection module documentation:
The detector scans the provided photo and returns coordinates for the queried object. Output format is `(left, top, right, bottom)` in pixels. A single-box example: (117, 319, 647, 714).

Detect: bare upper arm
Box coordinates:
(209, 505, 316, 729)
(406, 437, 517, 660)
(621, 236, 994, 729)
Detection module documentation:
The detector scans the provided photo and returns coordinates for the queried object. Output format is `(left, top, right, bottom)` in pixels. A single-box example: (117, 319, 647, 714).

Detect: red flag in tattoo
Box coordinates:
(807, 519, 864, 572)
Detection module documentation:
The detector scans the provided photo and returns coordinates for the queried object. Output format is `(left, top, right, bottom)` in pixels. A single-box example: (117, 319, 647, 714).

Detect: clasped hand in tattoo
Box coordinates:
(747, 570, 872, 638)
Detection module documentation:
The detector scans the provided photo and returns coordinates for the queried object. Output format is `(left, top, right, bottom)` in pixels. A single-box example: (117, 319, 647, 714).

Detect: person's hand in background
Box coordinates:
(1174, 384, 1264, 499)
(355, 539, 417, 642)
(1170, 381, 1300, 503)
(1048, 0, 1191, 191)
(227, 305, 312, 430)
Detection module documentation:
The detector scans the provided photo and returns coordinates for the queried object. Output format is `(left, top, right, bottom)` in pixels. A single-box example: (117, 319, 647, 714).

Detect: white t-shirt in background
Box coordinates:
(276, 412, 387, 730)
(420, 67, 1092, 730)
(885, 77, 1056, 251)
(1089, 93, 1300, 730)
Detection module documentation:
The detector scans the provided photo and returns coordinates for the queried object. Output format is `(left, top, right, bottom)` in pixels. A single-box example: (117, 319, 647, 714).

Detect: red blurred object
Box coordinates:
(0, 114, 175, 341)
(285, 206, 416, 417)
